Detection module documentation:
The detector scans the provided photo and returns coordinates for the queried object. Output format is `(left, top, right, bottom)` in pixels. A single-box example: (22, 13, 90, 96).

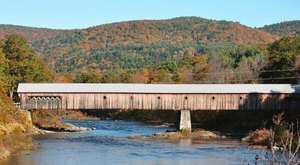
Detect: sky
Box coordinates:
(0, 0, 299, 29)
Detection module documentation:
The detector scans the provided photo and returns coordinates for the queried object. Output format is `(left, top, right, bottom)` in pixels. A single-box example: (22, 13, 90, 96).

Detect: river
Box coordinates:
(0, 120, 267, 165)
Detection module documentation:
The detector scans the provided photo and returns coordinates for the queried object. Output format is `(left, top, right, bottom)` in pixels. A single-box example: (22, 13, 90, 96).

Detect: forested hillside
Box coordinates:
(0, 17, 299, 84)
(261, 20, 300, 37)
(0, 24, 66, 42)
(1, 17, 277, 73)
(31, 17, 277, 73)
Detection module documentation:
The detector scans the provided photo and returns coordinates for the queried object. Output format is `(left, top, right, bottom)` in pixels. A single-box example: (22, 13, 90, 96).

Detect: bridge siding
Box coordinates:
(19, 93, 299, 110)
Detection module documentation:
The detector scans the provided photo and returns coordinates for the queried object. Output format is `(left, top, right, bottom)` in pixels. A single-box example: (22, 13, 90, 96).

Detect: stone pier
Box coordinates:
(178, 110, 191, 131)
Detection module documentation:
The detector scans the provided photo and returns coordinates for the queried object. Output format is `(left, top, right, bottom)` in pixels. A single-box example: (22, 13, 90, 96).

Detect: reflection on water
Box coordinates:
(0, 120, 265, 165)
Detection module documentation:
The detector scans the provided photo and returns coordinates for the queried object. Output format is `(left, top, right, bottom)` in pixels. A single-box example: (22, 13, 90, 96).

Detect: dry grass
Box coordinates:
(0, 87, 28, 126)
(0, 85, 34, 159)
(31, 109, 92, 132)
(242, 129, 272, 146)
(60, 109, 97, 120)
(31, 109, 68, 130)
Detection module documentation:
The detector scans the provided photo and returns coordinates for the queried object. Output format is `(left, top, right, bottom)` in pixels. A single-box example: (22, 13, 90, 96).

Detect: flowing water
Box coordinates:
(0, 120, 266, 165)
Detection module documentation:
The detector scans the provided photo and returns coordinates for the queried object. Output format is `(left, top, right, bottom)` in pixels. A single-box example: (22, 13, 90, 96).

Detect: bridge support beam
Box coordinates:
(178, 110, 191, 131)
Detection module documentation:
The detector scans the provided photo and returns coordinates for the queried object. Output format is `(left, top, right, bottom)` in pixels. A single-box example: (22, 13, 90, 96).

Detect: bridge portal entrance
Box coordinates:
(27, 96, 62, 110)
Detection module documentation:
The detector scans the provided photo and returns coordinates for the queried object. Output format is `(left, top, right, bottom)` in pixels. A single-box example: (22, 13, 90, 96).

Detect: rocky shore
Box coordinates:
(129, 129, 226, 140)
(31, 122, 95, 134)
(31, 109, 96, 134)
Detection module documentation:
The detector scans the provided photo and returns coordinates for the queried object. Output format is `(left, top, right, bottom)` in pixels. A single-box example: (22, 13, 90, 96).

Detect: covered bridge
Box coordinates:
(17, 83, 300, 130)
(17, 83, 300, 111)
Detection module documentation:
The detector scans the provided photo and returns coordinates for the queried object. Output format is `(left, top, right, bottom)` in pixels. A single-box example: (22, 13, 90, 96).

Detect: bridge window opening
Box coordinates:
(184, 96, 188, 100)
(27, 96, 61, 109)
(157, 96, 161, 100)
(212, 96, 215, 100)
(240, 96, 243, 100)
(103, 96, 107, 99)
(28, 96, 61, 100)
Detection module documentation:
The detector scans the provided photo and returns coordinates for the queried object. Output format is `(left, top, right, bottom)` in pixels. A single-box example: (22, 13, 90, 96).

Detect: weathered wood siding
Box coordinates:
(19, 93, 300, 110)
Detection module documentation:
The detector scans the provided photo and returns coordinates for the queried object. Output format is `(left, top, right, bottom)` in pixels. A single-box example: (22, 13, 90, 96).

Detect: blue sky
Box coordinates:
(0, 0, 299, 29)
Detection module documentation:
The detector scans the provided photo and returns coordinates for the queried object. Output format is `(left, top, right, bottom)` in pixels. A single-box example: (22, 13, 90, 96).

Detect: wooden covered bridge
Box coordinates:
(17, 83, 300, 130)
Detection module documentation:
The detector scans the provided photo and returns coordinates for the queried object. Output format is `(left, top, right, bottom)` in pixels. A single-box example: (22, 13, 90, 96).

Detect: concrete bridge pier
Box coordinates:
(178, 110, 191, 131)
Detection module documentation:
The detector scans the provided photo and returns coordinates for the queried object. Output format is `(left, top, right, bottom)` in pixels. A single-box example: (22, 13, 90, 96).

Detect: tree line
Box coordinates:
(56, 36, 300, 84)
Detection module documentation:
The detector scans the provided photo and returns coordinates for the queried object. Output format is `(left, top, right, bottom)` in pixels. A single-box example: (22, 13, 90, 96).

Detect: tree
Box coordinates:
(73, 72, 102, 83)
(260, 37, 300, 83)
(174, 67, 194, 83)
(192, 55, 211, 83)
(56, 75, 71, 83)
(101, 69, 130, 83)
(0, 47, 9, 90)
(149, 69, 173, 83)
(235, 53, 266, 83)
(130, 69, 150, 83)
(2, 35, 51, 97)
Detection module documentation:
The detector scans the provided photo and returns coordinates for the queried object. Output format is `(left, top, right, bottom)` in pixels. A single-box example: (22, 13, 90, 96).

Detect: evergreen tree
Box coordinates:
(260, 37, 300, 83)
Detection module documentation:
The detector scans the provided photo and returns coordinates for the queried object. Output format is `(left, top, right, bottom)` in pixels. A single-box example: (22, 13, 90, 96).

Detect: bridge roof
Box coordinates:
(17, 83, 300, 94)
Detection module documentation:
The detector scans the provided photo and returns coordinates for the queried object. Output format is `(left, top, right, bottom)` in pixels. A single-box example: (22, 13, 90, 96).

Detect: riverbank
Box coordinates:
(0, 86, 36, 160)
(31, 109, 96, 132)
(0, 120, 35, 160)
(0, 110, 96, 159)
(0, 133, 34, 160)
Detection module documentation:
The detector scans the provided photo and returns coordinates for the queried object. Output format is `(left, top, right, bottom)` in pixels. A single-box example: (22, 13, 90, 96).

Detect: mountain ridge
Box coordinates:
(1, 17, 299, 73)
(260, 20, 300, 36)
(1, 16, 279, 43)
